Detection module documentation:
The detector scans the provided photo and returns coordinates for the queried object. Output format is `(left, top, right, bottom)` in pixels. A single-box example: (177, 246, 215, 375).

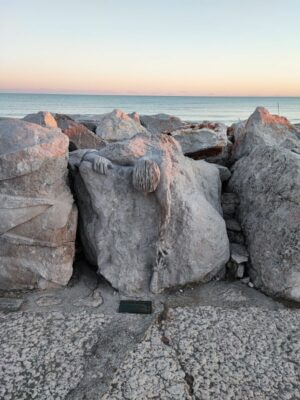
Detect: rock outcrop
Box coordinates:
(70, 133, 229, 295)
(0, 119, 77, 290)
(231, 107, 300, 161)
(140, 113, 186, 134)
(23, 111, 57, 128)
(54, 114, 105, 150)
(71, 109, 147, 141)
(23, 112, 105, 150)
(169, 122, 228, 160)
(95, 109, 147, 141)
(229, 145, 300, 301)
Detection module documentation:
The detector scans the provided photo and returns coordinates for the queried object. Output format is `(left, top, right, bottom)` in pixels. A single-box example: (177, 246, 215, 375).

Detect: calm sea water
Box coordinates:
(0, 93, 300, 125)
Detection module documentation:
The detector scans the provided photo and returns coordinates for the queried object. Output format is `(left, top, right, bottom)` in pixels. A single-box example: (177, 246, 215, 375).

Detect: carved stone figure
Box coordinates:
(70, 132, 229, 294)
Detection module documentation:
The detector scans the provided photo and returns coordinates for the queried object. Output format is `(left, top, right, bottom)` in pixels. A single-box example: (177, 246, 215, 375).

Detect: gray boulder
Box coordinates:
(0, 119, 77, 290)
(23, 111, 58, 128)
(71, 109, 147, 141)
(95, 109, 147, 141)
(231, 107, 300, 161)
(140, 115, 230, 165)
(140, 113, 186, 134)
(229, 145, 300, 302)
(214, 164, 231, 182)
(170, 122, 228, 159)
(71, 133, 229, 295)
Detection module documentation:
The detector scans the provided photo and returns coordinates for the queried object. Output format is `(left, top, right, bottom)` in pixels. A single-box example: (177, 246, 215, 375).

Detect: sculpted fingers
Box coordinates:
(92, 156, 113, 175)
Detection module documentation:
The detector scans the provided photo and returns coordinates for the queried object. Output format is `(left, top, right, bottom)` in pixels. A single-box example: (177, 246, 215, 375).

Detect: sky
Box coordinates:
(0, 0, 300, 96)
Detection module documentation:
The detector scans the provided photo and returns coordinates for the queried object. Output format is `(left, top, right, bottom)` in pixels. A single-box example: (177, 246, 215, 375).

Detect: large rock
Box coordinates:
(71, 133, 229, 295)
(231, 107, 300, 161)
(140, 113, 186, 134)
(23, 112, 105, 150)
(170, 121, 228, 159)
(0, 119, 77, 290)
(229, 145, 300, 302)
(54, 114, 105, 150)
(71, 109, 147, 141)
(23, 111, 58, 128)
(95, 109, 147, 141)
(139, 115, 230, 165)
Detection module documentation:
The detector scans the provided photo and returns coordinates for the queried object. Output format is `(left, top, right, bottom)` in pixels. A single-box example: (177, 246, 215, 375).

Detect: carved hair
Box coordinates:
(133, 158, 161, 193)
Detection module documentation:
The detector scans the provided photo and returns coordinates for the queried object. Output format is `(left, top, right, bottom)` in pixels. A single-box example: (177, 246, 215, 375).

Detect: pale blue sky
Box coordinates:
(1, 0, 300, 95)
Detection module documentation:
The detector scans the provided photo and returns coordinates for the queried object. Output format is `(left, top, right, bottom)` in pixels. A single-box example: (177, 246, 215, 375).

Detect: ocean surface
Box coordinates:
(0, 93, 300, 125)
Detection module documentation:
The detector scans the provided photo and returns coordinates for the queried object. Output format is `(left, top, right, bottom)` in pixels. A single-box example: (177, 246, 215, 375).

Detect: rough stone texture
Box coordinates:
(102, 322, 192, 400)
(204, 139, 233, 166)
(0, 118, 77, 290)
(229, 145, 300, 302)
(231, 107, 300, 161)
(230, 243, 249, 264)
(170, 122, 227, 158)
(221, 192, 239, 218)
(95, 109, 147, 141)
(70, 110, 148, 140)
(102, 305, 300, 400)
(140, 113, 187, 134)
(55, 114, 105, 150)
(0, 311, 110, 400)
(0, 264, 289, 400)
(227, 229, 245, 245)
(71, 133, 229, 295)
(213, 164, 231, 182)
(23, 111, 58, 128)
(225, 218, 241, 232)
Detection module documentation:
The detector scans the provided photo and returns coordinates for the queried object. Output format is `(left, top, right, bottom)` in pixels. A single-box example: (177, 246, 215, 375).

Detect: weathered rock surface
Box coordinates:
(0, 118, 77, 290)
(231, 107, 300, 161)
(221, 192, 239, 218)
(23, 111, 58, 128)
(71, 109, 147, 141)
(0, 311, 111, 400)
(133, 114, 231, 164)
(71, 133, 229, 295)
(95, 109, 147, 141)
(23, 112, 105, 150)
(170, 121, 228, 159)
(103, 306, 300, 400)
(229, 145, 300, 301)
(0, 262, 289, 400)
(54, 114, 105, 150)
(140, 113, 187, 134)
(214, 164, 231, 182)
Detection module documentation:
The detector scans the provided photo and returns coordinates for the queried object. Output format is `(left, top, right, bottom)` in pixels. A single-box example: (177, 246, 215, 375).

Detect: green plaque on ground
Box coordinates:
(118, 300, 152, 314)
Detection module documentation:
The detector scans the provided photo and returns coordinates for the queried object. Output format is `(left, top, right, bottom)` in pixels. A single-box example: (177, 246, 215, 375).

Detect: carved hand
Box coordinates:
(92, 156, 113, 175)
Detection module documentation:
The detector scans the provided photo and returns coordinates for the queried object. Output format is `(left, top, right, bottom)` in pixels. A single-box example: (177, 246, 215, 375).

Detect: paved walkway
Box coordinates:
(102, 306, 300, 400)
(0, 262, 299, 399)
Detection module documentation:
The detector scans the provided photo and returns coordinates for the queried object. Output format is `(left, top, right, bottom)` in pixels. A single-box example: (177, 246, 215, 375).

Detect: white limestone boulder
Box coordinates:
(72, 133, 229, 295)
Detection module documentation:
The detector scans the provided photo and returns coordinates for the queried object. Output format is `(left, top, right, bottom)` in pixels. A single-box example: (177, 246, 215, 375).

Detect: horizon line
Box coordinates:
(1, 91, 300, 98)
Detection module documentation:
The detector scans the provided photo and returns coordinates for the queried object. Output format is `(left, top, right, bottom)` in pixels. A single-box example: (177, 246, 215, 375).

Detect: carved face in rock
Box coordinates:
(132, 158, 161, 193)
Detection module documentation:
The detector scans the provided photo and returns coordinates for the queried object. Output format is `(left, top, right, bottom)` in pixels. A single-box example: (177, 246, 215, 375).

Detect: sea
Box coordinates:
(0, 93, 300, 125)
